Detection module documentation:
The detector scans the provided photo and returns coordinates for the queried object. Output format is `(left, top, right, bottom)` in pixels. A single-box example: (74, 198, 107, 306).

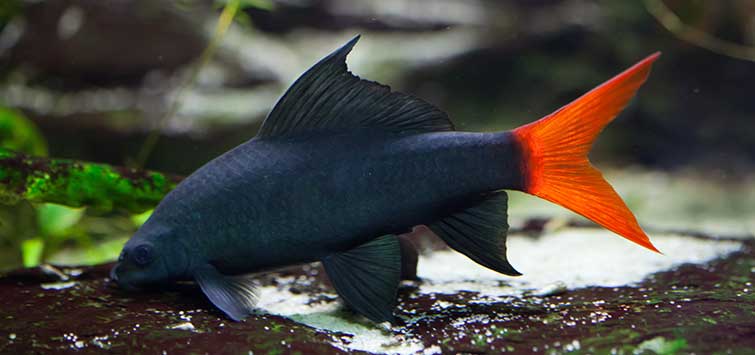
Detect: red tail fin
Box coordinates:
(513, 53, 661, 252)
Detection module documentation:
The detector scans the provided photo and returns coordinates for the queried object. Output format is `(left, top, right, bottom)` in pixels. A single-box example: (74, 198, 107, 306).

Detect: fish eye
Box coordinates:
(132, 244, 154, 266)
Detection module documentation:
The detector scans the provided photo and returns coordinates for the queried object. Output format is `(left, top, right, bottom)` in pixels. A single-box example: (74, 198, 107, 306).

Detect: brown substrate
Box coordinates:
(0, 237, 752, 354)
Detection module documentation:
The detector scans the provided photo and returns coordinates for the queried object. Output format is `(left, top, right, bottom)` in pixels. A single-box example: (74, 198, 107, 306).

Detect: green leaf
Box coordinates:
(636, 336, 688, 355)
(131, 209, 153, 227)
(0, 107, 48, 156)
(84, 237, 129, 265)
(48, 236, 129, 266)
(36, 203, 85, 237)
(21, 238, 44, 267)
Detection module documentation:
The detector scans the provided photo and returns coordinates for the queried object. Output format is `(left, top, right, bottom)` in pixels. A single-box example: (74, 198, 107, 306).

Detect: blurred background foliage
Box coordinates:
(0, 0, 753, 270)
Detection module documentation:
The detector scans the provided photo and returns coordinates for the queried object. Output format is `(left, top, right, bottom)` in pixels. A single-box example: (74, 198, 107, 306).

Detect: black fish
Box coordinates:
(111, 36, 660, 323)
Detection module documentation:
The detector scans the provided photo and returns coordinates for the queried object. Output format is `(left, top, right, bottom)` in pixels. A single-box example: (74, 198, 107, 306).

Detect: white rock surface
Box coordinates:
(255, 229, 742, 354)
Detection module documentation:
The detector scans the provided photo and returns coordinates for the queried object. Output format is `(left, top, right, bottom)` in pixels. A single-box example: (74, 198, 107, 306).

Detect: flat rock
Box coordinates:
(0, 228, 752, 354)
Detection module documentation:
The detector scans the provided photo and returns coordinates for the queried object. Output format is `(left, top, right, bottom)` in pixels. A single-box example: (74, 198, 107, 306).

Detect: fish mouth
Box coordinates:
(109, 263, 141, 291)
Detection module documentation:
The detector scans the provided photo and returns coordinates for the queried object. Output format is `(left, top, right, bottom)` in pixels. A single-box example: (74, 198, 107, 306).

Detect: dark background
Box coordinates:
(1, 0, 753, 176)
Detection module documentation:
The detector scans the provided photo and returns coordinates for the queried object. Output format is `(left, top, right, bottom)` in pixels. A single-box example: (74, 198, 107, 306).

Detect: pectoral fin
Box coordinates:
(322, 234, 401, 323)
(194, 264, 259, 321)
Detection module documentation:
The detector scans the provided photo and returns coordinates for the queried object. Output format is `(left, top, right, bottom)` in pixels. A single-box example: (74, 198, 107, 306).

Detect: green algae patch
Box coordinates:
(0, 148, 180, 213)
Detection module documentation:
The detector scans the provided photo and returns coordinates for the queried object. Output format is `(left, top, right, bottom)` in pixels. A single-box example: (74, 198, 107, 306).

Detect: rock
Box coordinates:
(0, 229, 752, 354)
(3, 0, 207, 87)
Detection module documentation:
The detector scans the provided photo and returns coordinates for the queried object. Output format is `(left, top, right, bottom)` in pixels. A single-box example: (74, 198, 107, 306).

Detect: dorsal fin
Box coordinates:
(256, 36, 454, 138)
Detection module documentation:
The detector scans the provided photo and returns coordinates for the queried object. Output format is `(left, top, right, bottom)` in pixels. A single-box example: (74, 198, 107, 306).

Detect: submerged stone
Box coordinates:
(0, 228, 751, 354)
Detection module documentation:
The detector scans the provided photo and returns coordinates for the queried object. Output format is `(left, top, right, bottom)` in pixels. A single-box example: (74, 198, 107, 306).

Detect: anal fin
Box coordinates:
(428, 191, 521, 276)
(322, 234, 401, 323)
(194, 264, 259, 321)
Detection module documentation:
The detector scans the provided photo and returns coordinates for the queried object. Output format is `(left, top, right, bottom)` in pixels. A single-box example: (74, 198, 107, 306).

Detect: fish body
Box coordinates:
(112, 36, 660, 323)
(146, 131, 521, 273)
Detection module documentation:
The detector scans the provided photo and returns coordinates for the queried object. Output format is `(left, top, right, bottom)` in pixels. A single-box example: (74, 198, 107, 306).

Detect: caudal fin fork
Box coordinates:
(513, 53, 661, 252)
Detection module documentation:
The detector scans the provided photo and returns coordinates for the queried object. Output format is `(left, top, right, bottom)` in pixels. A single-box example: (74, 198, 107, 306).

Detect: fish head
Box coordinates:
(110, 222, 191, 290)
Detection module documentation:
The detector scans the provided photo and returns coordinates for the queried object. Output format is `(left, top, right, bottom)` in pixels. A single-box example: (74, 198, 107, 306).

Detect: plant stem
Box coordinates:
(133, 0, 243, 168)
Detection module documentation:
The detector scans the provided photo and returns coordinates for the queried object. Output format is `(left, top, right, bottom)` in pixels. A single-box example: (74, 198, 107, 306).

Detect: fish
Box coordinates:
(110, 36, 660, 323)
